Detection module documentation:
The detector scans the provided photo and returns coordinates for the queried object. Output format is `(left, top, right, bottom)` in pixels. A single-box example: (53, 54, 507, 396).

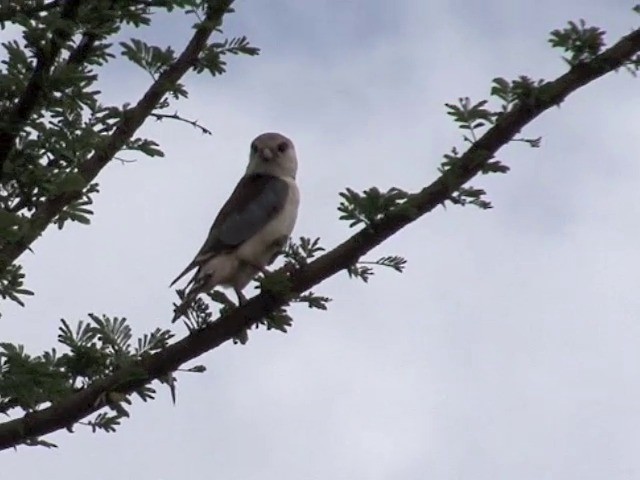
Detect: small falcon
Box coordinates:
(171, 132, 300, 321)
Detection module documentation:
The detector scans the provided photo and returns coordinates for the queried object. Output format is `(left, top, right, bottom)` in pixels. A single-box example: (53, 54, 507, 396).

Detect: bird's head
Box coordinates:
(246, 132, 298, 180)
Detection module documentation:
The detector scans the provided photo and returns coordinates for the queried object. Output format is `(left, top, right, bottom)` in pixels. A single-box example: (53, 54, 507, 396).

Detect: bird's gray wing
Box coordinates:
(170, 174, 289, 286)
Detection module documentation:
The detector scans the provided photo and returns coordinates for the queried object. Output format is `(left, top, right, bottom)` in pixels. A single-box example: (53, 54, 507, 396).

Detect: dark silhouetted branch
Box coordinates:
(0, 0, 230, 272)
(150, 112, 213, 135)
(0, 26, 638, 451)
(0, 0, 81, 178)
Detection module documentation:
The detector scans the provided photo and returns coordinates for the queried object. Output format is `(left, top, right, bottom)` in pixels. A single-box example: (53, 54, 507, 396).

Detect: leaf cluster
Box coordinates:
(0, 0, 258, 306)
(0, 4, 638, 451)
(0, 0, 254, 446)
(0, 313, 177, 445)
(338, 187, 412, 229)
(347, 255, 407, 283)
(174, 237, 332, 343)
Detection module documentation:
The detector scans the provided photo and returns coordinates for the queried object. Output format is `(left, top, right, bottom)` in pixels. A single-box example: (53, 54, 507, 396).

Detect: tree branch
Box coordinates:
(1, 1, 140, 217)
(0, 0, 230, 272)
(150, 112, 213, 135)
(0, 26, 638, 451)
(66, 30, 99, 66)
(0, 0, 81, 178)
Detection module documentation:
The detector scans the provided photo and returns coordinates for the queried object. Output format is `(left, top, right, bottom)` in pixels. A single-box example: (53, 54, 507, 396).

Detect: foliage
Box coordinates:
(0, 0, 257, 447)
(338, 187, 413, 228)
(549, 19, 606, 66)
(0, 0, 259, 301)
(0, 314, 176, 445)
(0, 1, 638, 450)
(347, 255, 407, 283)
(174, 236, 334, 343)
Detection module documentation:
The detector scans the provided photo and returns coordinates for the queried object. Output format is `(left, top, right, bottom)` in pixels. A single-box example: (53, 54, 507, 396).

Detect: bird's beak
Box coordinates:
(261, 147, 273, 161)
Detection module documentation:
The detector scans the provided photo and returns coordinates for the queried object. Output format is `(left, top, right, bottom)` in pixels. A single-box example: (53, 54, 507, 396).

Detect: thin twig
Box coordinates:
(0, 25, 638, 451)
(150, 112, 212, 135)
(0, 0, 229, 271)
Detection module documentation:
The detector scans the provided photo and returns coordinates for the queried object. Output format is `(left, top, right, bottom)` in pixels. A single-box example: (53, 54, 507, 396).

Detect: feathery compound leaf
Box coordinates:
(549, 19, 607, 66)
(264, 308, 293, 333)
(135, 329, 174, 355)
(88, 314, 133, 355)
(195, 36, 259, 76)
(133, 384, 157, 402)
(450, 186, 493, 209)
(480, 160, 511, 174)
(347, 255, 407, 283)
(0, 343, 74, 412)
(346, 263, 374, 283)
(120, 38, 177, 77)
(0, 264, 34, 307)
(23, 437, 58, 449)
(374, 255, 407, 273)
(176, 289, 216, 332)
(84, 412, 123, 433)
(338, 187, 410, 228)
(294, 292, 331, 310)
(284, 236, 325, 267)
(58, 319, 98, 348)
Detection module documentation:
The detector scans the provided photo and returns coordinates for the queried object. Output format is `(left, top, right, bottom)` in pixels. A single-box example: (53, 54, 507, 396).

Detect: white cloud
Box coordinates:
(3, 1, 640, 479)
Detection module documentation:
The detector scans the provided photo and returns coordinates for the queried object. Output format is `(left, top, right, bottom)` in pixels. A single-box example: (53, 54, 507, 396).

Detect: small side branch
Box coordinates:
(0, 0, 232, 272)
(0, 25, 638, 451)
(150, 112, 212, 135)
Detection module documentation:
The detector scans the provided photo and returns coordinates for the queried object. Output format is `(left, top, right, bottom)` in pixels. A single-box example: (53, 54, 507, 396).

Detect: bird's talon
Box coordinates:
(235, 289, 248, 305)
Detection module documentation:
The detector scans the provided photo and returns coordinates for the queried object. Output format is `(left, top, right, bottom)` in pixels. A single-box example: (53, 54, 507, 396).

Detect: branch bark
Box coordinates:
(2, 0, 138, 216)
(0, 27, 638, 451)
(0, 0, 230, 271)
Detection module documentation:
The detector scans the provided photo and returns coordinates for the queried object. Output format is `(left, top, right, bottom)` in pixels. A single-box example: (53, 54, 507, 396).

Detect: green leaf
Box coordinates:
(264, 308, 293, 333)
(0, 210, 23, 229)
(54, 173, 86, 193)
(338, 187, 410, 228)
(548, 19, 606, 66)
(294, 292, 331, 310)
(186, 365, 206, 373)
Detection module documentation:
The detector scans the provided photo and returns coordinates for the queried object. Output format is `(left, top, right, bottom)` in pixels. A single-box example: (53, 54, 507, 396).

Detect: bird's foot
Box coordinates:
(234, 288, 248, 305)
(231, 288, 250, 344)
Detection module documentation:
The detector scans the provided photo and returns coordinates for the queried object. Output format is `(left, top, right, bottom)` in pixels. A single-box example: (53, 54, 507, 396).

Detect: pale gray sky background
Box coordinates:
(2, 1, 640, 479)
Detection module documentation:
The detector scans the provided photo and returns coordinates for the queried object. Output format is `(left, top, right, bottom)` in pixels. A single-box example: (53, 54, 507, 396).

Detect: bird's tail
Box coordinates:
(171, 255, 234, 322)
(170, 262, 196, 287)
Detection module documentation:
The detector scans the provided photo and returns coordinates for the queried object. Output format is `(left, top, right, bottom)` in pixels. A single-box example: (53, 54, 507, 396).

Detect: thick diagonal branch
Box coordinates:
(0, 0, 230, 271)
(0, 27, 638, 451)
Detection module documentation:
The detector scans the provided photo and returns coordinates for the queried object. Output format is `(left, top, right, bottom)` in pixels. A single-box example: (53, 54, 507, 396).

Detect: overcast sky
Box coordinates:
(3, 1, 640, 479)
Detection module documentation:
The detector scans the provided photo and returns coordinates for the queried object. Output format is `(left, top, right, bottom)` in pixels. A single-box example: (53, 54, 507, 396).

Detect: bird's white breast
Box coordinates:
(235, 176, 300, 267)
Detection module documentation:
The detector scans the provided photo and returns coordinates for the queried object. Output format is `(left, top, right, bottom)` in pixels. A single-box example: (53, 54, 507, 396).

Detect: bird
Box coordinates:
(170, 132, 300, 322)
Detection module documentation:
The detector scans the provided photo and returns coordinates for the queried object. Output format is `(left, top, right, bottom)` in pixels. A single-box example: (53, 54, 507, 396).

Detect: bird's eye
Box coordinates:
(277, 141, 288, 153)
(251, 144, 258, 153)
